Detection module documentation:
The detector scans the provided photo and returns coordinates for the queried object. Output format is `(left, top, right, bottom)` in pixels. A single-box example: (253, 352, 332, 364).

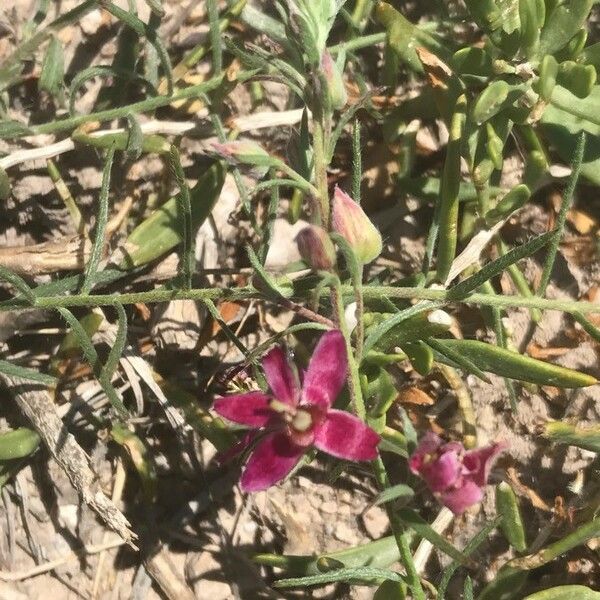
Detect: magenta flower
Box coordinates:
(213, 331, 380, 492)
(409, 432, 507, 514)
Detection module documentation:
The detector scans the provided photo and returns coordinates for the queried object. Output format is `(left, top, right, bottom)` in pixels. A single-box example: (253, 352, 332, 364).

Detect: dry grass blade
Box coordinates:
(0, 235, 91, 276)
(0, 372, 136, 546)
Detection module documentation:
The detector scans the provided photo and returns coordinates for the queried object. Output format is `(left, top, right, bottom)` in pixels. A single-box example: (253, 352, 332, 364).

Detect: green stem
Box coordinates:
(2, 285, 600, 315)
(373, 456, 425, 600)
(355, 264, 365, 362)
(332, 279, 366, 419)
(7, 71, 256, 139)
(312, 117, 329, 226)
(276, 161, 320, 197)
(329, 32, 386, 54)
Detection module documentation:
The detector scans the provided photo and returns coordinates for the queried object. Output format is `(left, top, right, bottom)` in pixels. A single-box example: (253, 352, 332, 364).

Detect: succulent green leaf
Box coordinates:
(496, 482, 527, 552)
(523, 586, 600, 600)
(536, 54, 558, 102)
(556, 61, 596, 99)
(401, 340, 434, 376)
(0, 428, 40, 461)
(121, 162, 224, 268)
(485, 184, 531, 225)
(542, 86, 600, 184)
(539, 0, 593, 56)
(452, 47, 492, 78)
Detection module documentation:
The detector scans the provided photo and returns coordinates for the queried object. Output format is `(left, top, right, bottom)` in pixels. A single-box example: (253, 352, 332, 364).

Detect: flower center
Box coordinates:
(291, 409, 312, 432)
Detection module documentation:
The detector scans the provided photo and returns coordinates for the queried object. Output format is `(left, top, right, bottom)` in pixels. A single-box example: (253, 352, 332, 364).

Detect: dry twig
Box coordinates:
(0, 373, 136, 545)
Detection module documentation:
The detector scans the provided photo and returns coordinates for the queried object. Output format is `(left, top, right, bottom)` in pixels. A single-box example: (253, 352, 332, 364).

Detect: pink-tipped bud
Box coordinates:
(211, 140, 272, 167)
(331, 186, 383, 264)
(321, 50, 347, 110)
(296, 225, 336, 270)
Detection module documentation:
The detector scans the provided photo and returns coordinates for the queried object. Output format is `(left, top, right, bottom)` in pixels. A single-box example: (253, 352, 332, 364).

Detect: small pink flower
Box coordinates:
(409, 432, 507, 514)
(213, 331, 380, 492)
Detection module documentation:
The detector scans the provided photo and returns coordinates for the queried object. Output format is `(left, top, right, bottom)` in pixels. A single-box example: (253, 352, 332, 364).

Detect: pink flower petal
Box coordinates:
(408, 432, 444, 475)
(302, 330, 348, 409)
(463, 442, 508, 487)
(418, 450, 463, 493)
(262, 346, 299, 406)
(213, 391, 273, 427)
(440, 480, 484, 514)
(313, 409, 380, 461)
(240, 432, 304, 492)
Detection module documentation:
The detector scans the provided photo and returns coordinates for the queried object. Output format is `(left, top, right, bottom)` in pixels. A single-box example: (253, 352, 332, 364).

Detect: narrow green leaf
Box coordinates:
(437, 94, 467, 282)
(0, 360, 56, 386)
(397, 508, 472, 567)
(437, 517, 500, 599)
(542, 420, 600, 453)
(463, 576, 474, 600)
(169, 146, 193, 289)
(374, 484, 415, 505)
(102, 304, 127, 381)
(447, 230, 555, 300)
(99, 0, 173, 94)
(430, 338, 597, 387)
(247, 245, 293, 299)
(508, 517, 600, 570)
(274, 566, 403, 588)
(57, 307, 127, 415)
(69, 65, 158, 116)
(0, 120, 33, 139)
(81, 146, 115, 294)
(374, 580, 406, 600)
(427, 337, 491, 383)
(363, 302, 442, 355)
(401, 340, 434, 375)
(38, 35, 64, 96)
(0, 265, 36, 304)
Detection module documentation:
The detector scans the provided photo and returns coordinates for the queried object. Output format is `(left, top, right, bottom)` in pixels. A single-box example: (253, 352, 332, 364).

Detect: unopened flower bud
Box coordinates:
(211, 140, 272, 167)
(331, 186, 383, 264)
(296, 225, 336, 270)
(321, 50, 347, 110)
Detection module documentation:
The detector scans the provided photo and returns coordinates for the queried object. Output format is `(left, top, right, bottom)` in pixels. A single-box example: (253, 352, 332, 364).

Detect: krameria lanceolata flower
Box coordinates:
(409, 432, 507, 514)
(213, 331, 380, 492)
(331, 186, 383, 264)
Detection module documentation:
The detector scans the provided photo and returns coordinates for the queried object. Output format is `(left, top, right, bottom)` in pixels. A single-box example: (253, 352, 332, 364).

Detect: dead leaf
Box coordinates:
(416, 46, 453, 90)
(507, 467, 552, 512)
(527, 343, 571, 360)
(397, 387, 435, 406)
(567, 208, 597, 234)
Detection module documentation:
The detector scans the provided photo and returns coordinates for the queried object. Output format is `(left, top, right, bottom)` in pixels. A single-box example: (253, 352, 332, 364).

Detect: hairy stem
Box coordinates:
(373, 456, 425, 600)
(6, 285, 598, 315)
